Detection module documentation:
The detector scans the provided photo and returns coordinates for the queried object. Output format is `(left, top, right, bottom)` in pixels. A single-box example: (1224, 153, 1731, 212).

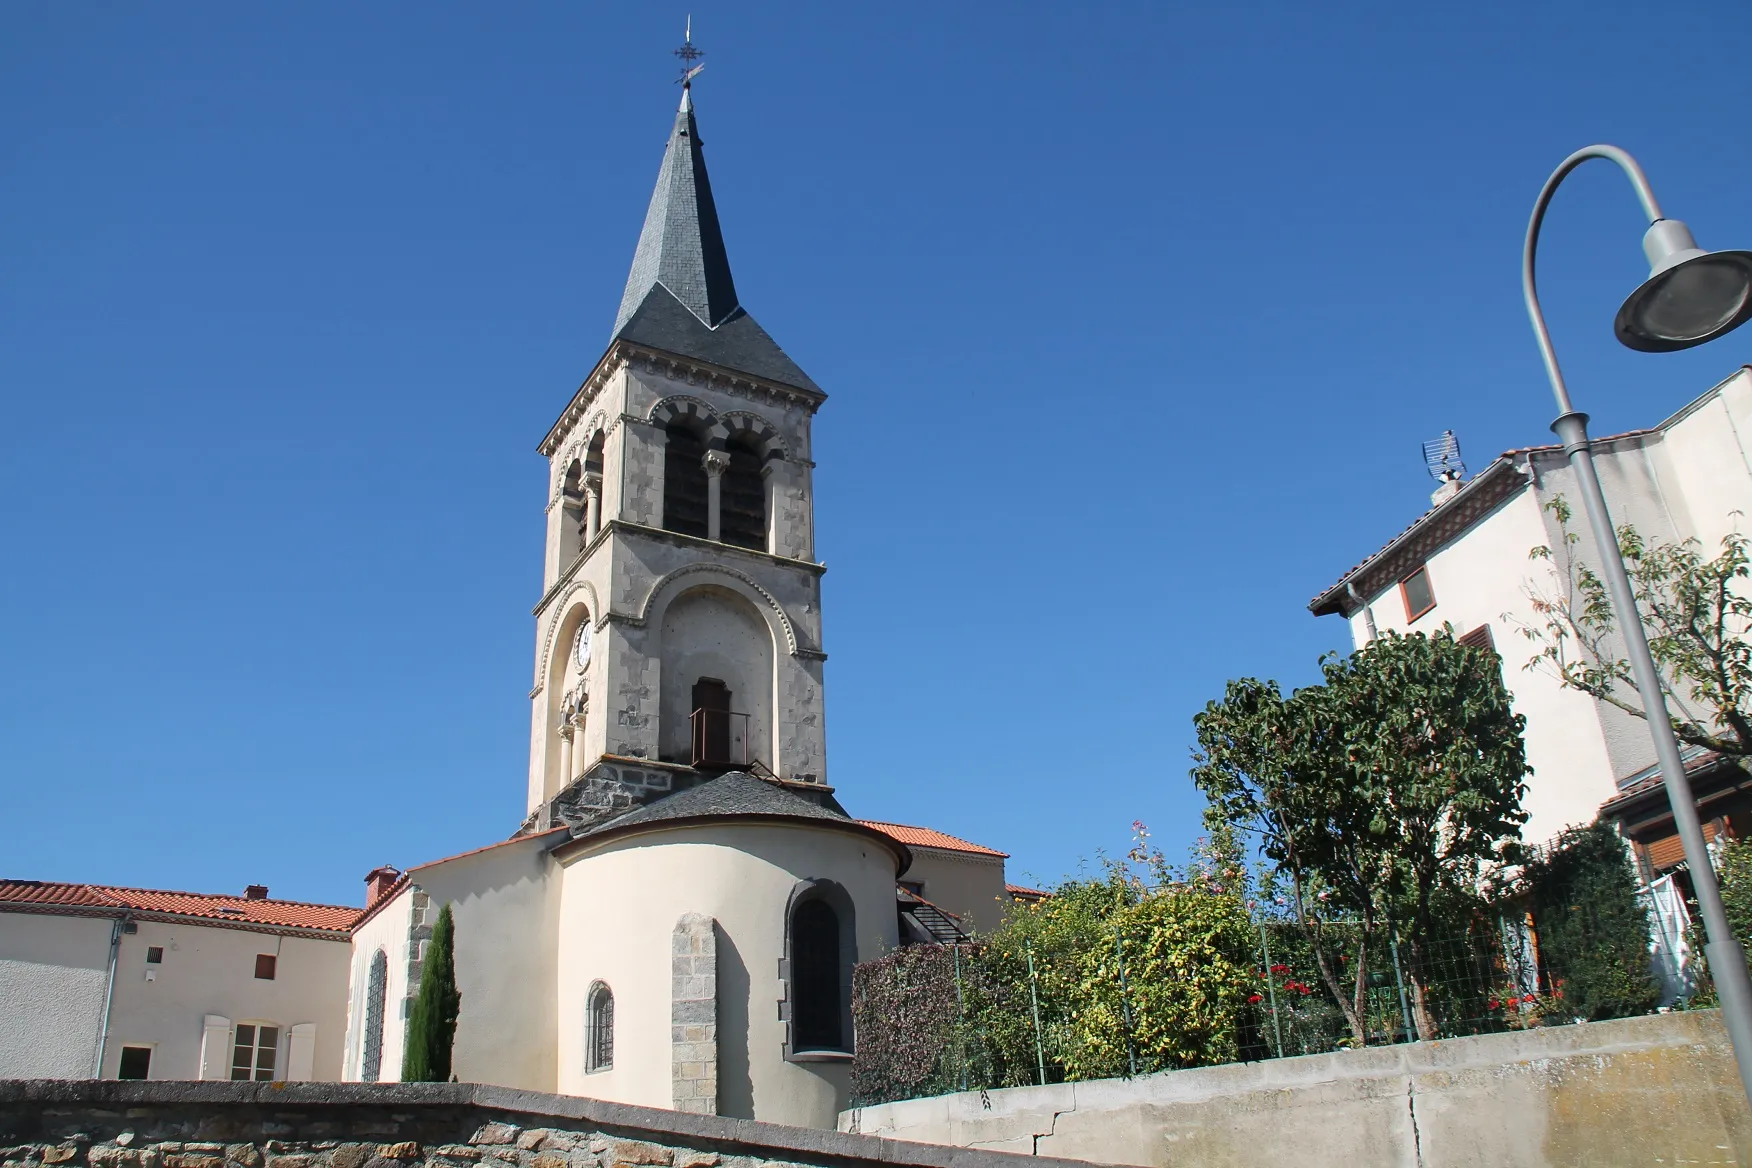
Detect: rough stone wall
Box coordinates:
(670, 916, 718, 1115)
(841, 1008, 1752, 1168)
(0, 1083, 1074, 1168)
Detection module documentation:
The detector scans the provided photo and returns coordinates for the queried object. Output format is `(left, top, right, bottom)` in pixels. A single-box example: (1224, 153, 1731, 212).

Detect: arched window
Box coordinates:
(559, 459, 586, 564)
(791, 899, 843, 1051)
(719, 434, 767, 551)
(361, 949, 388, 1082)
(586, 982, 614, 1073)
(662, 423, 709, 538)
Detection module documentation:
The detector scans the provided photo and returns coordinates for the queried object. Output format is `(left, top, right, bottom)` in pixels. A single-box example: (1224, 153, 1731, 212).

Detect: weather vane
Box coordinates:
(674, 16, 705, 88)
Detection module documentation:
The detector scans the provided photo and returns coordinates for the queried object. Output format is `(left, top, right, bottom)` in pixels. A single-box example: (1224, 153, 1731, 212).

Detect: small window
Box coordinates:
(1457, 624, 1494, 651)
(230, 1023, 279, 1081)
(145, 946, 164, 964)
(898, 881, 925, 897)
(586, 983, 614, 1073)
(117, 1046, 152, 1080)
(254, 954, 277, 980)
(1400, 566, 1436, 621)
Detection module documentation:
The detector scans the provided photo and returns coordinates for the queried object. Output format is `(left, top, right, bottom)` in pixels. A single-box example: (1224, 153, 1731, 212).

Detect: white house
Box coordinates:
(0, 881, 354, 1082)
(1309, 368, 1752, 871)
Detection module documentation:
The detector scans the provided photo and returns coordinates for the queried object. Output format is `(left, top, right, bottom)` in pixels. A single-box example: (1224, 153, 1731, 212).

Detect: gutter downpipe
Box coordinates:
(1346, 582, 1377, 643)
(92, 912, 128, 1078)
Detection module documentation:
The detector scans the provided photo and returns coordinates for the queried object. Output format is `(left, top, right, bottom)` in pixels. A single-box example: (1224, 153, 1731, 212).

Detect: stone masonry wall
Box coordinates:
(671, 916, 718, 1115)
(0, 1083, 1084, 1168)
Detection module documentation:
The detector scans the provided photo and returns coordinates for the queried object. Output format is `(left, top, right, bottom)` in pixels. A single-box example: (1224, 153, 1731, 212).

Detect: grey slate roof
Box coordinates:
(610, 94, 819, 395)
(574, 771, 851, 840)
(617, 286, 820, 394)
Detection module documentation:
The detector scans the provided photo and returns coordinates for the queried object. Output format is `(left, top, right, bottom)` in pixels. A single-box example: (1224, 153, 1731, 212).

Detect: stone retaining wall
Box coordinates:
(841, 1008, 1752, 1167)
(0, 1082, 1086, 1168)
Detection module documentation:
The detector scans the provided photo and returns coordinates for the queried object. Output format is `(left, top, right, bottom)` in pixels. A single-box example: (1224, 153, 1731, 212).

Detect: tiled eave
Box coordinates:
(1308, 458, 1528, 618)
(0, 900, 355, 942)
(538, 339, 827, 458)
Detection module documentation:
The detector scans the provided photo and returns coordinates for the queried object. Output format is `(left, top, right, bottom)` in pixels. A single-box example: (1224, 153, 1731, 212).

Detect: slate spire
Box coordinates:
(613, 88, 740, 336)
(606, 88, 821, 394)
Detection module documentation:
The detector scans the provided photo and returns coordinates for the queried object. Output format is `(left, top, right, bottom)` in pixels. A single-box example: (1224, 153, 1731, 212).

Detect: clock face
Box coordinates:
(573, 623, 592, 672)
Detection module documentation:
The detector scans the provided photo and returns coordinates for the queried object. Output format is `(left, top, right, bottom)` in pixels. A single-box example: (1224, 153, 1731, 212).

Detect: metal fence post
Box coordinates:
(1024, 940, 1047, 1086)
(1389, 926, 1415, 1042)
(1114, 928, 1138, 1076)
(953, 943, 968, 1091)
(1257, 919, 1283, 1059)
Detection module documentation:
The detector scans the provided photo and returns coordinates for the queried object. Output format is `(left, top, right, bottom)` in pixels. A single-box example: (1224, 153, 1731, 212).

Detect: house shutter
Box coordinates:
(287, 1023, 317, 1082)
(1457, 624, 1494, 651)
(1646, 821, 1718, 871)
(199, 1015, 232, 1080)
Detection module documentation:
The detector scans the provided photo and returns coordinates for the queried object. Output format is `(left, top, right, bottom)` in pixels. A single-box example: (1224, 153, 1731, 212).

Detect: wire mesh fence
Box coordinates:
(851, 898, 1694, 1106)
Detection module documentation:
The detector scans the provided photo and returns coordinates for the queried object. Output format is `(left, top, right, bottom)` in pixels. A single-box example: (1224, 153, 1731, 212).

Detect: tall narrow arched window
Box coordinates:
(662, 423, 709, 538)
(791, 899, 843, 1051)
(361, 949, 388, 1082)
(586, 982, 614, 1073)
(720, 434, 767, 551)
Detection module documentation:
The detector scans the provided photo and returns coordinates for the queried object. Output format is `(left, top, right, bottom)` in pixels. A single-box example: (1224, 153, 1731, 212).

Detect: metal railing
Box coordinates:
(690, 706, 750, 769)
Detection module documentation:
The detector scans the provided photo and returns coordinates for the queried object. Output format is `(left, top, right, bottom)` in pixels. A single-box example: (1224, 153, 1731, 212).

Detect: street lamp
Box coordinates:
(1524, 143, 1752, 1102)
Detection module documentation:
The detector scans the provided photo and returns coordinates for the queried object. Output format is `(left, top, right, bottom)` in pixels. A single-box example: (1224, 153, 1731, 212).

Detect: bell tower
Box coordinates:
(524, 80, 831, 833)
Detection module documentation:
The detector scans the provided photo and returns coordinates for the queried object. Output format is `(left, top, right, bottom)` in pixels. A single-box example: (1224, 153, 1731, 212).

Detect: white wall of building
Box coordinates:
(0, 912, 112, 1078)
(103, 919, 350, 1081)
(1338, 368, 1752, 846)
(555, 820, 900, 1128)
(343, 888, 414, 1082)
(344, 834, 560, 1092)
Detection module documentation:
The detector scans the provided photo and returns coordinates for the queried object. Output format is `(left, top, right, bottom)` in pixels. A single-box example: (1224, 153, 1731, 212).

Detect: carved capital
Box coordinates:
(701, 449, 732, 477)
(583, 471, 604, 494)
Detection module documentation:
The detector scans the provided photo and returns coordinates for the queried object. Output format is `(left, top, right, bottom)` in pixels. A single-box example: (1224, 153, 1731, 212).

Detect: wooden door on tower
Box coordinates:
(691, 678, 732, 767)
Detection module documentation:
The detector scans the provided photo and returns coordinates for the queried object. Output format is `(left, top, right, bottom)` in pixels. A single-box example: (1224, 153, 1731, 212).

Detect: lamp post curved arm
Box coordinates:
(1522, 145, 1663, 417)
(1522, 145, 1752, 1105)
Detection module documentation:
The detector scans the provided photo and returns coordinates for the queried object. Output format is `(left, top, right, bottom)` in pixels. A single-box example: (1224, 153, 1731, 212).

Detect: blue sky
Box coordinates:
(4, 2, 1751, 907)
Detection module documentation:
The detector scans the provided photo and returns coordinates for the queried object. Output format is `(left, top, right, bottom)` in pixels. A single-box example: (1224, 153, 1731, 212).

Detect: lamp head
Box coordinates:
(1616, 218, 1752, 352)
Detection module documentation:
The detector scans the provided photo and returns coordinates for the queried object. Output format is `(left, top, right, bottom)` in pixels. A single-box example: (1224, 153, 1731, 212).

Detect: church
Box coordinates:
(339, 75, 1028, 1126)
(0, 61, 1029, 1128)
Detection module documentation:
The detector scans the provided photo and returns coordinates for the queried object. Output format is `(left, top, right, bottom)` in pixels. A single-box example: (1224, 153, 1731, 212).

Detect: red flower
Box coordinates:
(1489, 999, 1501, 1010)
(1248, 993, 1264, 1004)
(1270, 964, 1290, 975)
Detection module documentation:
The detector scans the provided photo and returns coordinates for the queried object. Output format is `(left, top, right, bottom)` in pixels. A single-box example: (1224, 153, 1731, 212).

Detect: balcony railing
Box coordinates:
(691, 706, 750, 770)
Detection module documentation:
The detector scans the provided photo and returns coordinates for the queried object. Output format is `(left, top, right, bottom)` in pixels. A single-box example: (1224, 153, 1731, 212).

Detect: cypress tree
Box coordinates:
(402, 903, 461, 1081)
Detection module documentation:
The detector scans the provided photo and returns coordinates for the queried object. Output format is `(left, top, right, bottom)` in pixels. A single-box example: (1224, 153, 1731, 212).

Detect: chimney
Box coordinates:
(244, 885, 269, 901)
(365, 866, 403, 907)
(1430, 470, 1463, 506)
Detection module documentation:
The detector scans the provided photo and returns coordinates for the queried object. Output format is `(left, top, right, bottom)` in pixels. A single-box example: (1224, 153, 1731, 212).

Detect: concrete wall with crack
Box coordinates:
(840, 1008, 1752, 1167)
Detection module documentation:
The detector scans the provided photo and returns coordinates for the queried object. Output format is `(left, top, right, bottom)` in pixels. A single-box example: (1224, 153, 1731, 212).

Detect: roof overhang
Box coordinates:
(1308, 457, 1528, 618)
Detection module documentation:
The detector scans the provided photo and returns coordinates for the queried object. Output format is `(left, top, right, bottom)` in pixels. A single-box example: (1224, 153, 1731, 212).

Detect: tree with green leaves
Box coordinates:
(402, 903, 460, 1082)
(1193, 630, 1531, 1042)
(1519, 496, 1752, 758)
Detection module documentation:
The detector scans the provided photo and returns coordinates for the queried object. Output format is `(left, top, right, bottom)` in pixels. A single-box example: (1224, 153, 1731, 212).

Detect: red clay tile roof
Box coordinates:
(858, 821, 1007, 858)
(0, 880, 360, 935)
(1006, 883, 1051, 899)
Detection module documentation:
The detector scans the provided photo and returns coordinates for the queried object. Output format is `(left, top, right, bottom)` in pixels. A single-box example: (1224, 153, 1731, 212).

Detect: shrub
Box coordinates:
(1520, 824, 1659, 1020)
(1717, 835, 1752, 953)
(850, 944, 962, 1105)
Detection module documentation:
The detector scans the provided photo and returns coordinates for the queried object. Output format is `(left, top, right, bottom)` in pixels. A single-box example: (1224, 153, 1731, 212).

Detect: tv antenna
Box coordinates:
(675, 17, 705, 88)
(1421, 430, 1467, 482)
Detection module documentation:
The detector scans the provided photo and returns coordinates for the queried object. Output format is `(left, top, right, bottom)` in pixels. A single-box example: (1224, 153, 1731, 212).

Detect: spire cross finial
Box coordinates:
(674, 17, 705, 88)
